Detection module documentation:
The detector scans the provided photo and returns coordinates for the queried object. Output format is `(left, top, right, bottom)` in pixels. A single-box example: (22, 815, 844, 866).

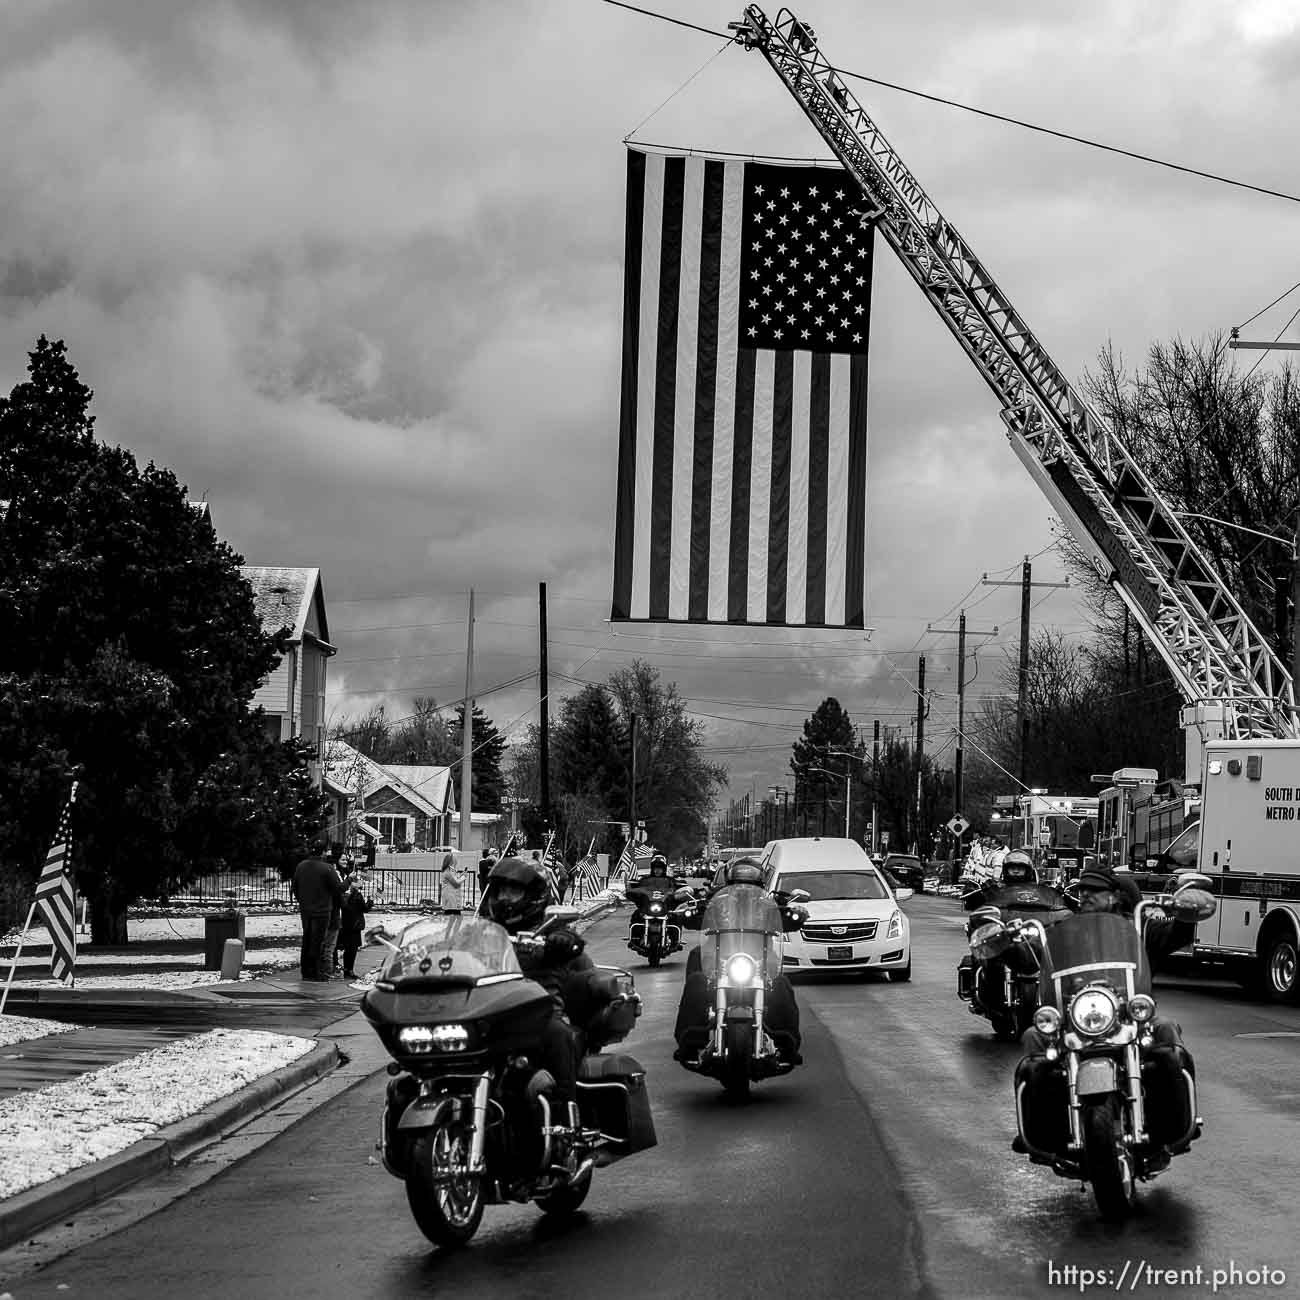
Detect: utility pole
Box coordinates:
(628, 712, 639, 859)
(914, 655, 926, 853)
(538, 582, 550, 829)
(982, 560, 1070, 786)
(926, 612, 998, 820)
(458, 589, 474, 851)
(872, 719, 880, 853)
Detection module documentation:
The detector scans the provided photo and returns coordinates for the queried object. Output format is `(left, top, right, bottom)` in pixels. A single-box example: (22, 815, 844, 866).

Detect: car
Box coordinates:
(881, 853, 926, 894)
(758, 837, 912, 980)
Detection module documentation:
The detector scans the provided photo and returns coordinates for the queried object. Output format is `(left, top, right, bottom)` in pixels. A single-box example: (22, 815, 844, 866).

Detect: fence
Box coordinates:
(142, 861, 614, 912)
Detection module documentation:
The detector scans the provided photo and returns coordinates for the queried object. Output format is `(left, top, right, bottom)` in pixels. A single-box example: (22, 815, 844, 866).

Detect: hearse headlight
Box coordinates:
(1068, 988, 1119, 1038)
(726, 953, 757, 985)
(886, 910, 903, 939)
(1127, 993, 1156, 1024)
(398, 1023, 470, 1054)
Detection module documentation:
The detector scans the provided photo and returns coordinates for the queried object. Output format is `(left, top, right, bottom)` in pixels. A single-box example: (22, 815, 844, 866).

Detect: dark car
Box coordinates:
(881, 853, 926, 894)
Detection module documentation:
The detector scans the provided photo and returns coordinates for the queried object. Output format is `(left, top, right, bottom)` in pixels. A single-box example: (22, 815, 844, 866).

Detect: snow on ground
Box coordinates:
(0, 1015, 85, 1048)
(0, 1027, 315, 1202)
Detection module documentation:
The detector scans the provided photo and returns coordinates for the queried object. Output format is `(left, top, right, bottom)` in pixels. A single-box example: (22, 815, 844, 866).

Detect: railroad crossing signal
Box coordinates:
(946, 814, 970, 837)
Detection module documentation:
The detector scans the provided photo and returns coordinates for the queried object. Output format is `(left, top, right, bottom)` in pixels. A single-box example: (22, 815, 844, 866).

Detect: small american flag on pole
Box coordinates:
(34, 783, 78, 984)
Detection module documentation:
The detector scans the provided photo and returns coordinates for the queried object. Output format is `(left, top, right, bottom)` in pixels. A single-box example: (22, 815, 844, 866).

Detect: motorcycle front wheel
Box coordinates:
(405, 1109, 485, 1248)
(647, 946, 662, 968)
(722, 1021, 754, 1098)
(1081, 1094, 1136, 1222)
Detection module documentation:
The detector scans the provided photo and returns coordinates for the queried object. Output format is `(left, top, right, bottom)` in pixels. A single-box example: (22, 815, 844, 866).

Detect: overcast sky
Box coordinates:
(4, 0, 1299, 823)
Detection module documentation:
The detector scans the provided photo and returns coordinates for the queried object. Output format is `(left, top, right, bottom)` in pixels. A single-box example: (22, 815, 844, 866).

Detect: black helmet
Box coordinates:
(724, 856, 764, 886)
(650, 853, 669, 873)
(1001, 849, 1037, 885)
(480, 856, 556, 932)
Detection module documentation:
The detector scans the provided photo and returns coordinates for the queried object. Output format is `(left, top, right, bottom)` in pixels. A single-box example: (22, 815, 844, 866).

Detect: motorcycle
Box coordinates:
(957, 880, 1072, 1040)
(362, 907, 655, 1248)
(677, 884, 809, 1098)
(1012, 878, 1216, 1220)
(625, 879, 696, 966)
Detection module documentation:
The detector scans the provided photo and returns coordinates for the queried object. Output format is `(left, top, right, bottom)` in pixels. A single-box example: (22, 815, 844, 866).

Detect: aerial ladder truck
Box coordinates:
(728, 7, 1300, 999)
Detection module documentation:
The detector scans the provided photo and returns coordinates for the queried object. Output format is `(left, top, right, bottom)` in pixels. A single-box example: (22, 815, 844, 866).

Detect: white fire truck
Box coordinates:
(728, 9, 1300, 1000)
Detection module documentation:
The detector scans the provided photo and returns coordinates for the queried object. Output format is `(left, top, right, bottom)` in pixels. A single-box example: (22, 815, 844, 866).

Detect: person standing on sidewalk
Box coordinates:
(337, 866, 372, 979)
(292, 834, 344, 981)
(439, 851, 465, 912)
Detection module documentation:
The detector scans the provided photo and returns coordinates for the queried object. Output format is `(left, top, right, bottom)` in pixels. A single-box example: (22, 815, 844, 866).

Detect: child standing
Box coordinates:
(338, 867, 373, 979)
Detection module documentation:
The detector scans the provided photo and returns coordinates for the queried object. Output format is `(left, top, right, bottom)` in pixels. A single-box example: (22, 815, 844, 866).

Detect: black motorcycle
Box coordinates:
(625, 879, 696, 966)
(956, 881, 1072, 1040)
(677, 884, 808, 1098)
(363, 907, 655, 1248)
(1013, 880, 1216, 1220)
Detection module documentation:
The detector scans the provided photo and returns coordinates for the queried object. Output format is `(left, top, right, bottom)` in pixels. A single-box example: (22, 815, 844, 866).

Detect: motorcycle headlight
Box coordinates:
(886, 910, 902, 939)
(1068, 988, 1119, 1038)
(1128, 993, 1156, 1024)
(650, 904, 662, 914)
(398, 1023, 470, 1054)
(1032, 1005, 1061, 1036)
(969, 921, 1002, 947)
(726, 953, 757, 985)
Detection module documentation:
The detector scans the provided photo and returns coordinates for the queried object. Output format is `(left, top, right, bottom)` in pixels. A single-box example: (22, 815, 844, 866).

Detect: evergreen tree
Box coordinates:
(452, 703, 506, 812)
(0, 338, 299, 941)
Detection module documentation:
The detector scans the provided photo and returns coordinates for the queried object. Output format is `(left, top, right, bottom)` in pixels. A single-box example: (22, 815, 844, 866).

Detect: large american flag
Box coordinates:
(34, 785, 78, 984)
(612, 148, 873, 627)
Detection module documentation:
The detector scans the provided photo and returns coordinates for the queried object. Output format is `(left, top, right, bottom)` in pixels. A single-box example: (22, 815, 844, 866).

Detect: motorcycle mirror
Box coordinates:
(542, 905, 581, 927)
(1173, 871, 1213, 895)
(787, 888, 811, 904)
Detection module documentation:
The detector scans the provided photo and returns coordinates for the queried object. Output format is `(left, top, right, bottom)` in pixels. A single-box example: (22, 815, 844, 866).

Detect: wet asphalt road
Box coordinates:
(4, 897, 1299, 1299)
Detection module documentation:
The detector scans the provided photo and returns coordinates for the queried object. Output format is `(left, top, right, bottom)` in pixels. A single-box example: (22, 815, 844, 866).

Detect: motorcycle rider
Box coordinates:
(385, 855, 591, 1153)
(1014, 865, 1213, 1157)
(626, 853, 679, 925)
(672, 858, 806, 1066)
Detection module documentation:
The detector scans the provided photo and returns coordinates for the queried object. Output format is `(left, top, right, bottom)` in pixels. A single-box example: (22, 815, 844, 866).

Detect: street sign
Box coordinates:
(946, 814, 971, 836)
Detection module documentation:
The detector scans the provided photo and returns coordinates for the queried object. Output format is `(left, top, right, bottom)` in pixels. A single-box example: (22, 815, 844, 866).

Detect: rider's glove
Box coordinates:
(542, 930, 585, 964)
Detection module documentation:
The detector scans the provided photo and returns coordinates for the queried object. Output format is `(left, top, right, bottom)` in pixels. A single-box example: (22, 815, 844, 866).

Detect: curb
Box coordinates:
(0, 1039, 340, 1251)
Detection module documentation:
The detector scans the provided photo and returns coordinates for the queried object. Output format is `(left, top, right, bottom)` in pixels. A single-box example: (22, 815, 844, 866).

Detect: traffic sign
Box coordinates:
(946, 814, 970, 836)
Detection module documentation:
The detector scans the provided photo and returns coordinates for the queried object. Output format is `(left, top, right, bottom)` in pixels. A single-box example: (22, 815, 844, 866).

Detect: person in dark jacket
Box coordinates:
(479, 856, 592, 1125)
(292, 834, 344, 981)
(337, 867, 372, 979)
(1014, 866, 1214, 1156)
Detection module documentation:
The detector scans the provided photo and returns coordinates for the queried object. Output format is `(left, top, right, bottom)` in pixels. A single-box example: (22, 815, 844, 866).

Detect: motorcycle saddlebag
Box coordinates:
(577, 1053, 657, 1166)
(570, 968, 639, 1050)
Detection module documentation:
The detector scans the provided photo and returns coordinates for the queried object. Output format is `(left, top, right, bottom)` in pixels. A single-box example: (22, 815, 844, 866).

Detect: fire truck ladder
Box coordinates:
(730, 6, 1299, 740)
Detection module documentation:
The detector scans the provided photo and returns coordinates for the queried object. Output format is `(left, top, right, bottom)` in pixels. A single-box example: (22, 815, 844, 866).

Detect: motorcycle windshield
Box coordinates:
(981, 883, 1072, 915)
(699, 884, 783, 981)
(1039, 912, 1151, 1008)
(626, 878, 674, 910)
(379, 913, 523, 984)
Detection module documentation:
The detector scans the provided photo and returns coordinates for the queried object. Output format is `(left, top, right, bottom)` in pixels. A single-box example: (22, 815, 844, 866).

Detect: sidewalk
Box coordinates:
(0, 891, 623, 1254)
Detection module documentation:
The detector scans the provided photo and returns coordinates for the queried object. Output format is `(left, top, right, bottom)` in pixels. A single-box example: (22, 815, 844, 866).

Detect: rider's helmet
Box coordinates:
(1000, 849, 1037, 885)
(649, 853, 669, 874)
(1075, 865, 1141, 915)
(723, 856, 764, 886)
(480, 856, 556, 932)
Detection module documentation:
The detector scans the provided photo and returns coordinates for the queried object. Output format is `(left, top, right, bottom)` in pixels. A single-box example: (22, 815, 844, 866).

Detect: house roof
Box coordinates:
(323, 739, 446, 820)
(383, 765, 453, 813)
(241, 566, 334, 652)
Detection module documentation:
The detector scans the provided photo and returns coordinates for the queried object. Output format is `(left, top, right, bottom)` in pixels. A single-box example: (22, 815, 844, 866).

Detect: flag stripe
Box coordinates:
(611, 148, 645, 621)
(785, 351, 810, 626)
(826, 358, 851, 622)
(805, 352, 830, 624)
(631, 157, 664, 622)
(648, 154, 686, 620)
(688, 157, 725, 621)
(727, 347, 756, 621)
(746, 350, 774, 620)
(846, 352, 870, 628)
(669, 158, 704, 620)
(766, 350, 793, 622)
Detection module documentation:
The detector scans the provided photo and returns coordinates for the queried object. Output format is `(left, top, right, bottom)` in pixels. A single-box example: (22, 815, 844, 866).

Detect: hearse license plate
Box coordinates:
(827, 945, 854, 962)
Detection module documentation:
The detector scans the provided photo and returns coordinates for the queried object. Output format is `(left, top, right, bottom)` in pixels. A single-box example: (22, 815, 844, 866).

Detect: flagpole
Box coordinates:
(0, 902, 39, 1018)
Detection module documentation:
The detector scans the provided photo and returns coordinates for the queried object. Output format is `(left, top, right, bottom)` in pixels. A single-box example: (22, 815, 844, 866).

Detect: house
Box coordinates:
(447, 810, 507, 854)
(323, 739, 454, 850)
(242, 566, 335, 767)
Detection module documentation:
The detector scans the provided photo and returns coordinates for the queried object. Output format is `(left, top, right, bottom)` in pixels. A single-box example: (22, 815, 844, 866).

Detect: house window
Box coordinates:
(364, 815, 411, 847)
